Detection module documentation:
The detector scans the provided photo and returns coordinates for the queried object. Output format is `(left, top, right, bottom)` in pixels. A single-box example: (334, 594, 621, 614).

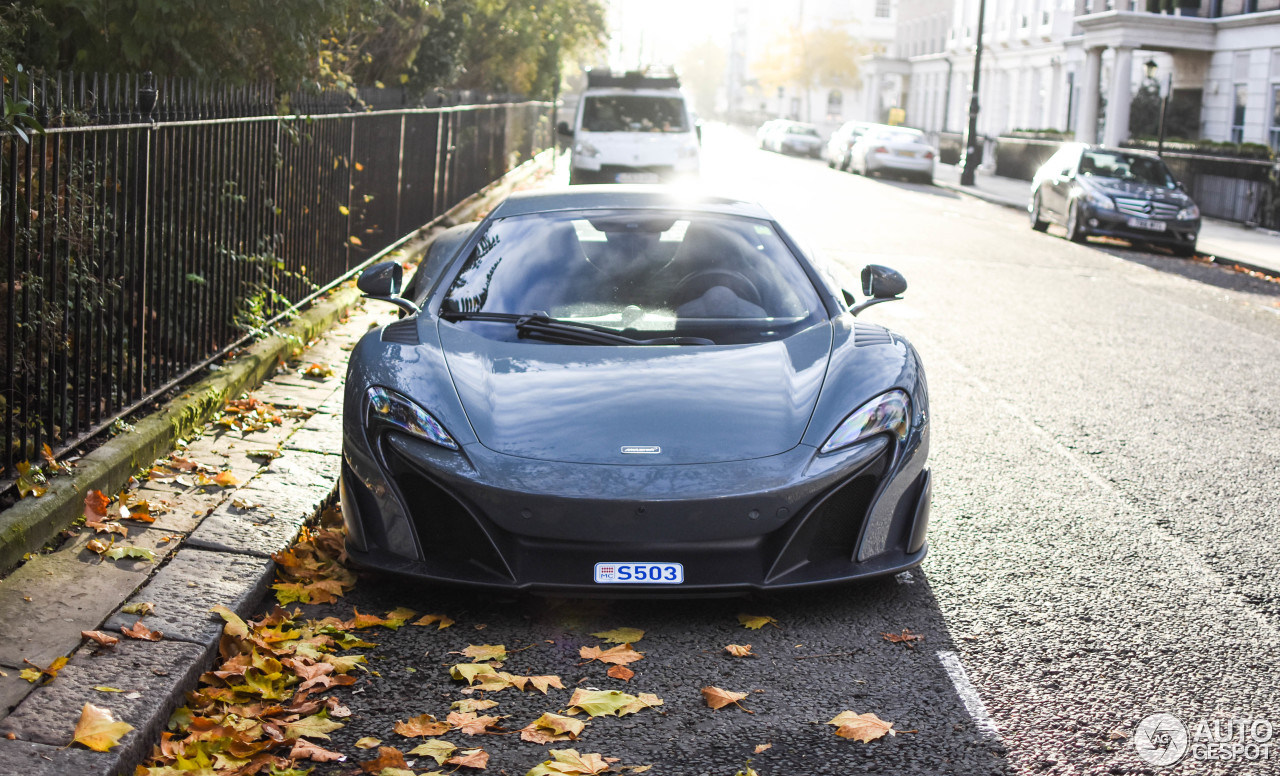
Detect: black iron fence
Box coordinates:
(2, 70, 553, 475)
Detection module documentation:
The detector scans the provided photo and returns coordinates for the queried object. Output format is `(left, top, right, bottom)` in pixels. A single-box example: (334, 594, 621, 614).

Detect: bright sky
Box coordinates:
(606, 0, 734, 70)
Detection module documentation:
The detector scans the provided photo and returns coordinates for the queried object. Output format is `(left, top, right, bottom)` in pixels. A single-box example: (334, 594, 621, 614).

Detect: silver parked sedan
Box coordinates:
(849, 127, 936, 183)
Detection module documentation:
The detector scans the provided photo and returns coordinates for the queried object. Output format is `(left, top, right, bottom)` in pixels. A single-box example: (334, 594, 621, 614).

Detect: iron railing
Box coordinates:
(1, 70, 553, 477)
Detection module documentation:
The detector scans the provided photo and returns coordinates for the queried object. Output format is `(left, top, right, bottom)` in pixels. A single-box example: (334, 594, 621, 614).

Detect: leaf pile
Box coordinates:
(212, 397, 286, 433)
(271, 516, 357, 605)
(13, 444, 74, 499)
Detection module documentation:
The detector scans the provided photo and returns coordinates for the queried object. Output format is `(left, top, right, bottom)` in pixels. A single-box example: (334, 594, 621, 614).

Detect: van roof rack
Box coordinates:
(586, 67, 680, 89)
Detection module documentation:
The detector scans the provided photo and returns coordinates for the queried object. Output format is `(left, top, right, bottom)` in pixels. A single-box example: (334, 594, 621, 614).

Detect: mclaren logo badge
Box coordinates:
(621, 445, 661, 454)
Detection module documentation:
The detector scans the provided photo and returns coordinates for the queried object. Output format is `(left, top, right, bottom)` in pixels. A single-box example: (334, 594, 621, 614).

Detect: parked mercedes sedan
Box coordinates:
(343, 186, 931, 594)
(848, 127, 936, 182)
(1029, 143, 1200, 256)
(823, 121, 880, 170)
(765, 122, 824, 157)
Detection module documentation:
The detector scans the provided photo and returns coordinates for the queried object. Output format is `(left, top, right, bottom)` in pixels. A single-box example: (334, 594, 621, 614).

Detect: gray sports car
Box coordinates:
(341, 186, 930, 594)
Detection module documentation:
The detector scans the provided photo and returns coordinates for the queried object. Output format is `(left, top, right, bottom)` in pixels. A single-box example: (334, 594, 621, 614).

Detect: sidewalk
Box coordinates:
(0, 156, 552, 776)
(932, 163, 1280, 278)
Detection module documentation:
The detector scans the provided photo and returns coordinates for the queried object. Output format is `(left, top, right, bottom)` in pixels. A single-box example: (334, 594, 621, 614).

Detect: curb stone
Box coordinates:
(0, 150, 554, 776)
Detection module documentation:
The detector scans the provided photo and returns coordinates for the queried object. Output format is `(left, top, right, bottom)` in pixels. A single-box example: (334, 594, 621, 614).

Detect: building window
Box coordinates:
(1231, 83, 1247, 143)
(875, 0, 891, 18)
(827, 90, 844, 118)
(1270, 84, 1280, 152)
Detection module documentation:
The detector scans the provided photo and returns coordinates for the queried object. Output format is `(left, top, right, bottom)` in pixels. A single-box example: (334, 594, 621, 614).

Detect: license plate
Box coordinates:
(594, 562, 684, 584)
(616, 172, 660, 184)
(893, 149, 916, 157)
(1126, 217, 1166, 232)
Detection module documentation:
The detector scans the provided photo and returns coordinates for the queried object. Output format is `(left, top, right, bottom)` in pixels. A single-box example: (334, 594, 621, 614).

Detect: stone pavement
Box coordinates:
(931, 162, 1280, 277)
(0, 300, 398, 775)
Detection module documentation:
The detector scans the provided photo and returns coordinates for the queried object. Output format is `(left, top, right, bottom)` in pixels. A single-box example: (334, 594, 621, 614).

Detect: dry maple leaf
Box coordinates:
(591, 627, 645, 643)
(412, 613, 455, 629)
(881, 628, 924, 648)
(725, 644, 754, 657)
(81, 630, 120, 647)
(354, 736, 382, 749)
(84, 490, 112, 521)
(452, 698, 500, 713)
(701, 686, 751, 712)
(754, 743, 773, 754)
(527, 748, 611, 776)
(71, 702, 133, 752)
(828, 710, 896, 742)
(408, 738, 458, 764)
(120, 620, 163, 641)
(359, 745, 407, 772)
(737, 614, 779, 630)
(394, 713, 451, 737)
(579, 643, 644, 665)
(519, 712, 587, 744)
(447, 710, 503, 735)
(507, 673, 564, 693)
(455, 643, 508, 663)
(608, 664, 635, 681)
(447, 747, 490, 770)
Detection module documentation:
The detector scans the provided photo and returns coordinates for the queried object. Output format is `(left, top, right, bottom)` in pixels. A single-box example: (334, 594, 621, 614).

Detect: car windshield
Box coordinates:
(582, 96, 689, 132)
(1079, 151, 1177, 188)
(789, 126, 820, 137)
(871, 129, 923, 144)
(440, 210, 826, 345)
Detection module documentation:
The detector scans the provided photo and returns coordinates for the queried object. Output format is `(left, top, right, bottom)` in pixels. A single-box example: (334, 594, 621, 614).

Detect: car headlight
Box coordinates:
(1177, 203, 1200, 220)
(366, 386, 458, 450)
(820, 389, 911, 455)
(1086, 191, 1116, 211)
(574, 140, 601, 158)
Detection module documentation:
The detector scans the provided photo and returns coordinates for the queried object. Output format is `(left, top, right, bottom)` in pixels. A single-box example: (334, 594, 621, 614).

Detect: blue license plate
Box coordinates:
(594, 562, 684, 584)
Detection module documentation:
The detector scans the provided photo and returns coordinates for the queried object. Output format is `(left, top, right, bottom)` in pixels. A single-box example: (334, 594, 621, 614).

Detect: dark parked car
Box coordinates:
(343, 186, 930, 594)
(1029, 144, 1200, 256)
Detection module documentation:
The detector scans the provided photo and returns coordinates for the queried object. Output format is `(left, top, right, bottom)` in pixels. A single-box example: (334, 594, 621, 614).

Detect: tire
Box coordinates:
(1172, 242, 1197, 258)
(1030, 192, 1049, 232)
(1065, 199, 1087, 243)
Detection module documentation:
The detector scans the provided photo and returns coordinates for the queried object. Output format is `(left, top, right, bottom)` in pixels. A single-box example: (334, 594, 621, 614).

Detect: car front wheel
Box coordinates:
(1030, 192, 1049, 232)
(1065, 199, 1087, 243)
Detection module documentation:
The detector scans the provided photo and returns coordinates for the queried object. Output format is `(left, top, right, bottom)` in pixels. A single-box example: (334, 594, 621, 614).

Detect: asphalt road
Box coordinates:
(259, 125, 1280, 776)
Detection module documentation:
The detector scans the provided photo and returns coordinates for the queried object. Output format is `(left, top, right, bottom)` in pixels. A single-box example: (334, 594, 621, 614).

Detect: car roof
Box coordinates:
(489, 185, 776, 220)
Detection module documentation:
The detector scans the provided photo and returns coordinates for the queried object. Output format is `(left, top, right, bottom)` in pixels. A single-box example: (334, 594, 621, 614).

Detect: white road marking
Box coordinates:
(938, 650, 1000, 739)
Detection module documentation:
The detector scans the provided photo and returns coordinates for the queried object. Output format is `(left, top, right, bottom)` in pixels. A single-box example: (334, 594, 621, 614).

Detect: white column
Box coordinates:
(1104, 46, 1133, 146)
(1076, 46, 1103, 143)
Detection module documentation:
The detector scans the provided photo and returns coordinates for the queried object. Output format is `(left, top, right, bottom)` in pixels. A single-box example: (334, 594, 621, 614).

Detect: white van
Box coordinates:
(558, 68, 700, 185)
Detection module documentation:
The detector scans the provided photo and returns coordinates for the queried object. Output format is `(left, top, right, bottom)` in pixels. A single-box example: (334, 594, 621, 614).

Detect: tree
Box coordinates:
(679, 37, 726, 119)
(752, 22, 866, 120)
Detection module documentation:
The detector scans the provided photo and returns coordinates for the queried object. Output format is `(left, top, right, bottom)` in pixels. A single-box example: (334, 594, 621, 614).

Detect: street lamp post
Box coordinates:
(1144, 58, 1173, 157)
(960, 0, 988, 186)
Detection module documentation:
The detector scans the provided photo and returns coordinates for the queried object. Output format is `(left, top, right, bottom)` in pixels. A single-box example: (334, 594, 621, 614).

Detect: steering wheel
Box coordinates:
(673, 268, 764, 309)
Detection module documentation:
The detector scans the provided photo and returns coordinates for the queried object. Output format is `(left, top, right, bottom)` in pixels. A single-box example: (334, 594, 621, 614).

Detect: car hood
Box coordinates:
(1085, 177, 1192, 204)
(438, 322, 832, 465)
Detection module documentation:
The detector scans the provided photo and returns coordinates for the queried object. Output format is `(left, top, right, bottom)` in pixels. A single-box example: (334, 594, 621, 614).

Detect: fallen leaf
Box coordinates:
(360, 746, 408, 772)
(828, 710, 896, 742)
(121, 602, 155, 616)
(212, 470, 240, 487)
(394, 713, 451, 737)
(527, 748, 610, 776)
(120, 621, 163, 641)
(881, 628, 923, 648)
(754, 743, 773, 753)
(408, 738, 458, 764)
(737, 614, 779, 630)
(93, 686, 122, 693)
(579, 643, 644, 665)
(81, 630, 120, 647)
(607, 664, 634, 681)
(354, 736, 382, 749)
(452, 698, 500, 713)
(446, 747, 489, 770)
(702, 686, 750, 711)
(71, 703, 134, 751)
(303, 363, 334, 379)
(104, 546, 157, 562)
(725, 644, 754, 657)
(520, 712, 586, 744)
(591, 627, 644, 644)
(20, 656, 68, 683)
(456, 644, 507, 663)
(566, 688, 662, 718)
(291, 738, 346, 762)
(285, 712, 344, 740)
(210, 605, 249, 638)
(412, 613, 455, 629)
(446, 710, 503, 735)
(16, 461, 49, 498)
(84, 490, 112, 521)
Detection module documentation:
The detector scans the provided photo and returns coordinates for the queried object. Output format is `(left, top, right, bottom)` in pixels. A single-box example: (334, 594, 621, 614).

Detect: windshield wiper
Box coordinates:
(439, 311, 712, 346)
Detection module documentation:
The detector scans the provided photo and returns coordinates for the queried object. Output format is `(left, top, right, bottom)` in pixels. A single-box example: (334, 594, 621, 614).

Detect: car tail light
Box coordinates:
(873, 146, 888, 155)
(923, 150, 935, 160)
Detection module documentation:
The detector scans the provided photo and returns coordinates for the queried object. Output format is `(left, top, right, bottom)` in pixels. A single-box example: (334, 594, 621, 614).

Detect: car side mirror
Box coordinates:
(557, 121, 573, 137)
(1059, 168, 1073, 178)
(358, 261, 420, 315)
(1175, 180, 1186, 191)
(850, 264, 906, 316)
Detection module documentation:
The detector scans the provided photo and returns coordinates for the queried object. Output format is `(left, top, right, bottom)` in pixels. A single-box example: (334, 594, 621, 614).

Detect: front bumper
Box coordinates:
(866, 153, 934, 176)
(341, 421, 931, 594)
(1080, 206, 1199, 248)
